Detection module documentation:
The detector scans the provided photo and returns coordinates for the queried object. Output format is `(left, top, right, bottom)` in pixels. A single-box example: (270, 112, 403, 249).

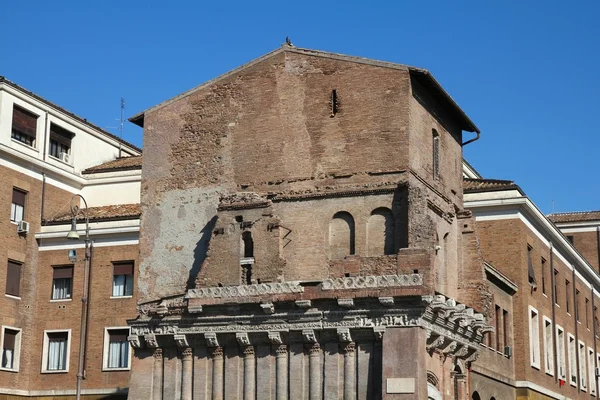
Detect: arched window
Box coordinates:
(432, 129, 440, 180)
(472, 392, 481, 400)
(329, 212, 355, 259)
(367, 208, 395, 256)
(240, 232, 254, 284)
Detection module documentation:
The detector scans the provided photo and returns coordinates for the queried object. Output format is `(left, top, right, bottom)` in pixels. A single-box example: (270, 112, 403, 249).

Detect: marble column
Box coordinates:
(152, 348, 163, 400)
(181, 348, 193, 400)
(212, 346, 224, 400)
(275, 345, 288, 400)
(309, 343, 321, 400)
(243, 346, 256, 400)
(342, 342, 356, 400)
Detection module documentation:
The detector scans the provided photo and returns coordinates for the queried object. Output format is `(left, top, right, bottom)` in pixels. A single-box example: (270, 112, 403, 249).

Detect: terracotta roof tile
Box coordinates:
(548, 211, 600, 223)
(82, 156, 142, 174)
(463, 178, 521, 193)
(47, 203, 141, 223)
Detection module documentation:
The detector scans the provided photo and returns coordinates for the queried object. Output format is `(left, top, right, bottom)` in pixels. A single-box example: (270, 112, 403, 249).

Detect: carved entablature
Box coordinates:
(187, 281, 304, 299)
(236, 332, 251, 346)
(145, 334, 158, 348)
(204, 332, 219, 347)
(302, 329, 317, 343)
(321, 274, 423, 291)
(268, 331, 283, 345)
(173, 334, 189, 348)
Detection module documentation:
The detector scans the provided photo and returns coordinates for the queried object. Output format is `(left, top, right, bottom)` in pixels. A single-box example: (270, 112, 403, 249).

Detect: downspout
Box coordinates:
(461, 131, 481, 147)
(596, 227, 600, 274)
(42, 111, 48, 161)
(592, 289, 598, 398)
(40, 173, 46, 225)
(574, 267, 580, 393)
(550, 245, 558, 381)
(82, 240, 94, 378)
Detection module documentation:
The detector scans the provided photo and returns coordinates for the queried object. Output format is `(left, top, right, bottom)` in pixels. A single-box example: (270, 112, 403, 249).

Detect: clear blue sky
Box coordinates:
(2, 1, 598, 214)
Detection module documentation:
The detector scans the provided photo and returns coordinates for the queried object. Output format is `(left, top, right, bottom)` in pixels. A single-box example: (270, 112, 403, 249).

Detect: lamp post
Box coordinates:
(66, 194, 92, 400)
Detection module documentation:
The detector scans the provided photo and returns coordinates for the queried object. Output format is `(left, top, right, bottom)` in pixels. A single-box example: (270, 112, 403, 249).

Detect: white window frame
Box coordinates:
(529, 306, 541, 369)
(580, 340, 587, 391)
(41, 329, 71, 373)
(0, 325, 22, 372)
(556, 324, 566, 381)
(102, 327, 132, 371)
(568, 333, 577, 386)
(542, 316, 554, 375)
(589, 347, 596, 395)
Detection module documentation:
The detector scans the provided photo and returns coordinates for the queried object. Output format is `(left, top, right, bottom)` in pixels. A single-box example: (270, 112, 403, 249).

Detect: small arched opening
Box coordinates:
(329, 212, 355, 259)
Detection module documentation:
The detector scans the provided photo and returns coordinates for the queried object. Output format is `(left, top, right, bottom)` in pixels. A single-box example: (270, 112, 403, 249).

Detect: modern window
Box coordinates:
(103, 328, 131, 370)
(566, 280, 571, 313)
(1, 327, 21, 371)
(576, 289, 581, 321)
(5, 260, 21, 298)
(541, 258, 547, 294)
(42, 330, 71, 373)
(589, 347, 596, 395)
(10, 188, 26, 223)
(586, 298, 590, 329)
(527, 246, 536, 290)
(556, 325, 566, 380)
(543, 316, 554, 375)
(432, 129, 440, 180)
(568, 333, 577, 386)
(51, 266, 73, 300)
(112, 262, 134, 297)
(529, 306, 540, 369)
(11, 105, 37, 147)
(495, 305, 501, 351)
(503, 309, 509, 350)
(579, 341, 587, 391)
(49, 123, 74, 161)
(553, 269, 559, 305)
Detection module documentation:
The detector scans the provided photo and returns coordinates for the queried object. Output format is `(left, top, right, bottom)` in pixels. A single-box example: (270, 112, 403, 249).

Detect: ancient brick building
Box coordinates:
(0, 77, 141, 399)
(126, 44, 494, 399)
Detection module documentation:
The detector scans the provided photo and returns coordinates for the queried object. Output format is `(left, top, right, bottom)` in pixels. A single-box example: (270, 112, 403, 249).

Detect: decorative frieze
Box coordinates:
(295, 300, 311, 308)
(321, 274, 423, 291)
(187, 281, 304, 299)
(378, 297, 394, 306)
(337, 298, 354, 308)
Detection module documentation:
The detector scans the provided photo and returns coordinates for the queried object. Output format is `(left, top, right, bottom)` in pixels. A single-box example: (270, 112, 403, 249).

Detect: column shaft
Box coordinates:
(343, 343, 356, 400)
(152, 348, 163, 400)
(212, 347, 224, 400)
(309, 343, 321, 400)
(276, 345, 288, 400)
(243, 346, 256, 400)
(181, 348, 193, 400)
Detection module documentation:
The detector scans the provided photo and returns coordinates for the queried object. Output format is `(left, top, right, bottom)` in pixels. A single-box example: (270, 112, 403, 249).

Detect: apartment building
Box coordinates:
(463, 166, 600, 399)
(0, 77, 141, 399)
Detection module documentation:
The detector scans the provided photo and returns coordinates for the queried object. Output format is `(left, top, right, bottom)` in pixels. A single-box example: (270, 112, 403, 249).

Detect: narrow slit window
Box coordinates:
(432, 129, 440, 179)
(330, 89, 337, 117)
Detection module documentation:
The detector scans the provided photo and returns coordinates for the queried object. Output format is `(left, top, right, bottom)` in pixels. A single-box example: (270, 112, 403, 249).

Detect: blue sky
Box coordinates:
(2, 1, 599, 214)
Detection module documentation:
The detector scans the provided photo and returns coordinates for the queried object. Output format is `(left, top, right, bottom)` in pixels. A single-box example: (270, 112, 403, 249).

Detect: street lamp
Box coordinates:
(66, 194, 92, 400)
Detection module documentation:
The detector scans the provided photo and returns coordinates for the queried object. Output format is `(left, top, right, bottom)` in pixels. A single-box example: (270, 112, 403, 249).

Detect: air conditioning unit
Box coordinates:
(504, 345, 512, 358)
(17, 220, 30, 234)
(59, 152, 70, 163)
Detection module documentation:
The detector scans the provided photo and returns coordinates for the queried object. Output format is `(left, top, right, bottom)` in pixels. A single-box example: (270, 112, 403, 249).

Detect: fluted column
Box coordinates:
(152, 348, 163, 400)
(309, 343, 321, 400)
(275, 345, 288, 400)
(342, 342, 356, 400)
(181, 348, 193, 400)
(212, 346, 224, 400)
(243, 346, 256, 400)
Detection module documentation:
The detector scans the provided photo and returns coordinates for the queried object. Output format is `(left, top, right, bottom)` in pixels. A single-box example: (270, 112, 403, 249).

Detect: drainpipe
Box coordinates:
(550, 245, 558, 381)
(592, 289, 598, 398)
(42, 111, 48, 161)
(461, 131, 481, 147)
(40, 173, 46, 225)
(596, 227, 600, 274)
(573, 267, 580, 393)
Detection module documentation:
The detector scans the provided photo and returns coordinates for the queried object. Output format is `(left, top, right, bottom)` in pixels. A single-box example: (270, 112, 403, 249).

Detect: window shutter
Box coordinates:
(47, 332, 68, 341)
(109, 330, 129, 343)
(6, 261, 21, 297)
(113, 262, 133, 276)
(50, 124, 73, 146)
(3, 329, 17, 350)
(12, 106, 38, 136)
(528, 248, 537, 289)
(12, 189, 26, 207)
(53, 266, 73, 279)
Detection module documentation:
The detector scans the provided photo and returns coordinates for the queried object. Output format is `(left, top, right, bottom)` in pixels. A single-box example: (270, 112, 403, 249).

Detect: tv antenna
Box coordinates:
(118, 98, 125, 158)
